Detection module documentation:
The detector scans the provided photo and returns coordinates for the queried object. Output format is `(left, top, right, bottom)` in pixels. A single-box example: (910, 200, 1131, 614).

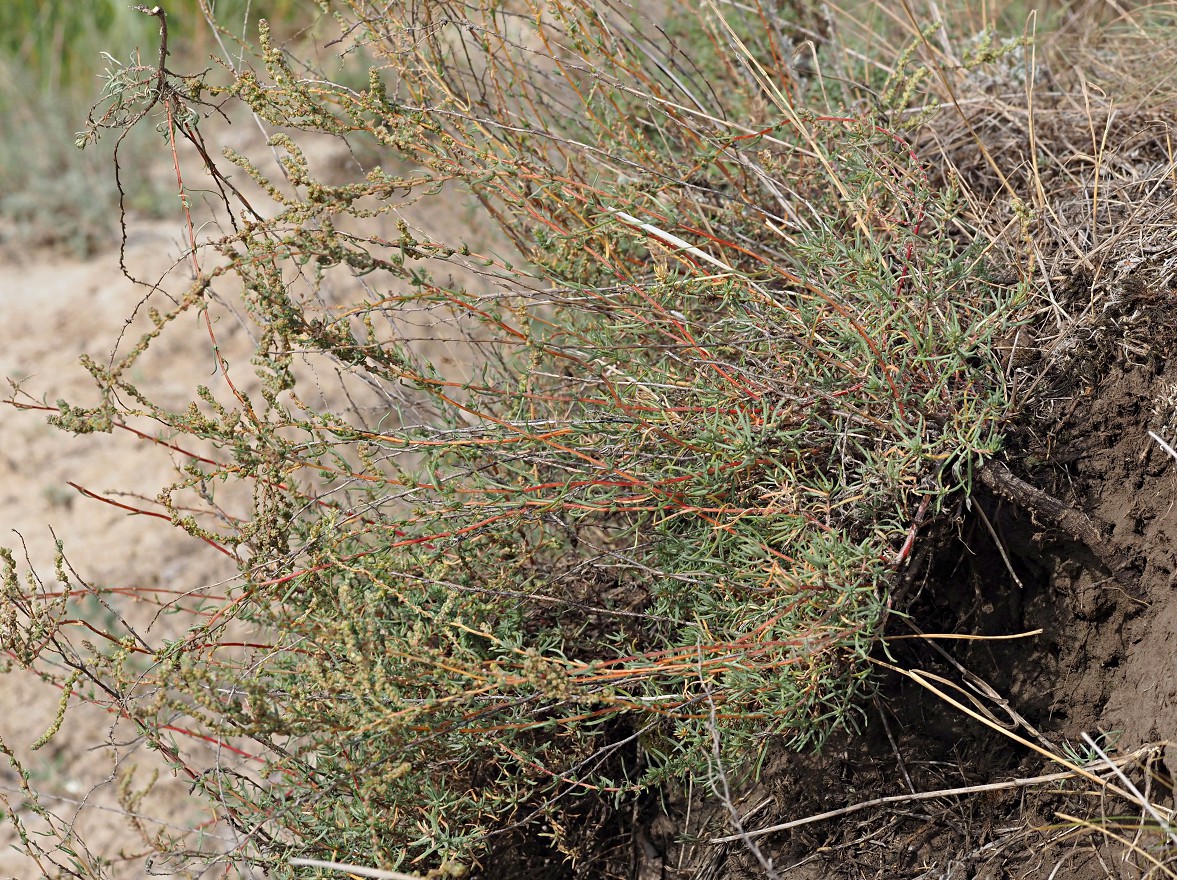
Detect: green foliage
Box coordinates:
(0, 0, 302, 97)
(3, 1, 1024, 876)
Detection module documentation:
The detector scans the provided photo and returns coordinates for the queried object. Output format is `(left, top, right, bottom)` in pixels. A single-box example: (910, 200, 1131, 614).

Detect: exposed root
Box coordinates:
(977, 459, 1137, 592)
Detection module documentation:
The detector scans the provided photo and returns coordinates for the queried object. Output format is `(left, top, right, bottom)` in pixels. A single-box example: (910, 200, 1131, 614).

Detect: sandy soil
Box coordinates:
(0, 226, 245, 877)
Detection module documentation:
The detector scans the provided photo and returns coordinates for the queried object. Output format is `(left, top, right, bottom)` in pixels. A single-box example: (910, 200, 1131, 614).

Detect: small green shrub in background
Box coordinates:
(3, 1, 1025, 876)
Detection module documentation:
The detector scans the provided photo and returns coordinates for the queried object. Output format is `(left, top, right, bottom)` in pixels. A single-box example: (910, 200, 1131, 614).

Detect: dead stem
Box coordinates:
(977, 459, 1137, 591)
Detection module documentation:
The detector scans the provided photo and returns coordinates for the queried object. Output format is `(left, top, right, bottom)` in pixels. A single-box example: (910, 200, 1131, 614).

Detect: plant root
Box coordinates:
(977, 460, 1138, 593)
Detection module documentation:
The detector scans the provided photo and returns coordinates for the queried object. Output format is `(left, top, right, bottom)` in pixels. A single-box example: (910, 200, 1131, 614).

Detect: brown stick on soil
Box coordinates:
(977, 460, 1136, 589)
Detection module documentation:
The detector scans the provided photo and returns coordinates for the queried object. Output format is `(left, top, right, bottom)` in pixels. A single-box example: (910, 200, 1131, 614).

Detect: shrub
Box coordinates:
(4, 1, 1020, 876)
